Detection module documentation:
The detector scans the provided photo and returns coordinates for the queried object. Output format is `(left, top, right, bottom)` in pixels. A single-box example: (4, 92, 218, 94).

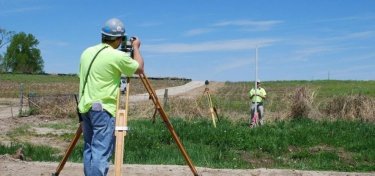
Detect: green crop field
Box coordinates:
(0, 73, 189, 97)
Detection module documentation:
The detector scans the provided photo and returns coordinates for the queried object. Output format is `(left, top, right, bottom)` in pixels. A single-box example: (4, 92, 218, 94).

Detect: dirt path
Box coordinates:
(1, 155, 373, 176)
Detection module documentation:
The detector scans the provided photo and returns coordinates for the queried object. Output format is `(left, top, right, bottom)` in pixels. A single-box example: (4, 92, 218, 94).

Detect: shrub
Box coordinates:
(286, 87, 319, 119)
(323, 95, 375, 122)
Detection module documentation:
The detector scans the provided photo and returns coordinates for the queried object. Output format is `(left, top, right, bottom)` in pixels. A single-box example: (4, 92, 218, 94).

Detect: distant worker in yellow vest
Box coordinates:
(248, 80, 266, 127)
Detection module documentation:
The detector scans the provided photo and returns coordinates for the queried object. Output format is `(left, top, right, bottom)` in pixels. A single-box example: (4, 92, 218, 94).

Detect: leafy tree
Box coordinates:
(3, 32, 44, 73)
(0, 28, 15, 72)
(0, 28, 15, 49)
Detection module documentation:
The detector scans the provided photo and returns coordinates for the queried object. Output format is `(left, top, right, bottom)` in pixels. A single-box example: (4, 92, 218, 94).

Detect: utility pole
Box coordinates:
(328, 71, 330, 80)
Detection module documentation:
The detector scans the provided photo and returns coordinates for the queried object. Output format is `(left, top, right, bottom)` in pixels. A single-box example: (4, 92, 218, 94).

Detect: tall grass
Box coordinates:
(212, 80, 375, 122)
(0, 142, 59, 161)
(2, 118, 374, 171)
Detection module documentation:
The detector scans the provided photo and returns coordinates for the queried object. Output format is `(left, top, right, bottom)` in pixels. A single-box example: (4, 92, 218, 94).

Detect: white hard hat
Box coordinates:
(101, 18, 125, 39)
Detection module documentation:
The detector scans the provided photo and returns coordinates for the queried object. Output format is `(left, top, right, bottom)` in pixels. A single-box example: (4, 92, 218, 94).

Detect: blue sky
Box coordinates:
(1, 0, 374, 81)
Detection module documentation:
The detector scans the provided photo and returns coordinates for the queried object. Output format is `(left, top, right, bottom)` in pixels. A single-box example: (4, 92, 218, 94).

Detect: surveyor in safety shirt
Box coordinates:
(78, 18, 144, 176)
(248, 80, 266, 127)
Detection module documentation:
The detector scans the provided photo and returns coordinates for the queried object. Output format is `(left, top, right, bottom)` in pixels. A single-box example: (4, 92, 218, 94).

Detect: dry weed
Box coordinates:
(25, 83, 374, 124)
(323, 95, 375, 122)
(285, 86, 320, 119)
(127, 96, 209, 121)
(28, 94, 76, 118)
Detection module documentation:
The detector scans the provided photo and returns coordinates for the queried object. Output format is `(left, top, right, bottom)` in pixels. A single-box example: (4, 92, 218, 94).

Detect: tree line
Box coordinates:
(0, 28, 44, 74)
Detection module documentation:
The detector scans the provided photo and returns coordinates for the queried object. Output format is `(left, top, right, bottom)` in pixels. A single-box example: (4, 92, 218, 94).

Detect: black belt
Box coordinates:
(252, 102, 263, 105)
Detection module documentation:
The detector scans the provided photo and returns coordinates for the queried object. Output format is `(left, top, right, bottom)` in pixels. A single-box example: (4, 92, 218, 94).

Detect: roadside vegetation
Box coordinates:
(0, 74, 374, 172)
(1, 118, 374, 171)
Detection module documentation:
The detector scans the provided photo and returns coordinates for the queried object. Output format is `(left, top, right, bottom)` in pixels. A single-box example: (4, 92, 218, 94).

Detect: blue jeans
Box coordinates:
(82, 109, 115, 176)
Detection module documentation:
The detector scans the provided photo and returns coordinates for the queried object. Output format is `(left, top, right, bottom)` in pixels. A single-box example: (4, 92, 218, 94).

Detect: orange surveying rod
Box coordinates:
(139, 73, 199, 176)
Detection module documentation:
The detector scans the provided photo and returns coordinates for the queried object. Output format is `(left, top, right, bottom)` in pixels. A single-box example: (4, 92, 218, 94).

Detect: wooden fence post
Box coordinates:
(163, 89, 168, 109)
(19, 83, 24, 117)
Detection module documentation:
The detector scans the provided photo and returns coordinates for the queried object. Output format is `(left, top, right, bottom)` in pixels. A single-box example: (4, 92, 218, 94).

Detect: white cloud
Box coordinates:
(213, 19, 283, 31)
(213, 58, 253, 73)
(328, 31, 375, 41)
(0, 6, 45, 15)
(41, 40, 69, 47)
(145, 38, 168, 43)
(283, 30, 375, 62)
(138, 22, 163, 27)
(334, 52, 375, 63)
(317, 14, 375, 23)
(292, 46, 342, 61)
(328, 64, 375, 80)
(143, 38, 280, 53)
(184, 28, 213, 36)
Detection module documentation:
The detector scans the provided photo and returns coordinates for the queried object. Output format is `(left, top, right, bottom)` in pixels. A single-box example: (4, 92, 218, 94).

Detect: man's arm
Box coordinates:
(131, 37, 144, 74)
(259, 89, 266, 99)
(253, 93, 265, 99)
(248, 89, 254, 98)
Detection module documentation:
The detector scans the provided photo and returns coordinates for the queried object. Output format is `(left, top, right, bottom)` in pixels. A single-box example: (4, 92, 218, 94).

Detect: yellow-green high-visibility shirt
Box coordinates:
(78, 43, 139, 117)
(248, 87, 266, 103)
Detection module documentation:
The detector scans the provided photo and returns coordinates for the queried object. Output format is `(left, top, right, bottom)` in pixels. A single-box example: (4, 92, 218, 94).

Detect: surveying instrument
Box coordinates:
(52, 39, 199, 176)
(203, 80, 219, 128)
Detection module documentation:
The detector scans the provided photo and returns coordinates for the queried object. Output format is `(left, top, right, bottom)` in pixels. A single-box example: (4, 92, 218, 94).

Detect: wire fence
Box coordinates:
(1, 84, 374, 123)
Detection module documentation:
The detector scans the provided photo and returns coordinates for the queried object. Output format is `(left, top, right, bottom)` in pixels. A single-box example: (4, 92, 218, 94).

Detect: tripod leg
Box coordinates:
(114, 110, 127, 176)
(52, 95, 83, 176)
(208, 94, 219, 121)
(52, 123, 82, 176)
(114, 78, 130, 176)
(207, 92, 217, 128)
(152, 107, 158, 123)
(139, 73, 199, 176)
(213, 107, 219, 122)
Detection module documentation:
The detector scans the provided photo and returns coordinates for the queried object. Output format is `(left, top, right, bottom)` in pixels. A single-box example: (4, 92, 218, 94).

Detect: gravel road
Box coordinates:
(129, 80, 205, 102)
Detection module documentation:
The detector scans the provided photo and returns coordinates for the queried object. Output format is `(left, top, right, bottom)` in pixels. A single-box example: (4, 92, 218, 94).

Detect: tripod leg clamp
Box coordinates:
(115, 126, 129, 131)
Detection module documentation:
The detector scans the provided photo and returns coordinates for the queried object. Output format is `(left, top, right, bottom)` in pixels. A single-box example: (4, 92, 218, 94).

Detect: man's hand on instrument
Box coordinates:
(130, 36, 141, 49)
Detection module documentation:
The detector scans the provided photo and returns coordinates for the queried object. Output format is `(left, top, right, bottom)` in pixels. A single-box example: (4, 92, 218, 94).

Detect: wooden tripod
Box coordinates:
(203, 87, 219, 128)
(52, 74, 199, 176)
(138, 73, 199, 176)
